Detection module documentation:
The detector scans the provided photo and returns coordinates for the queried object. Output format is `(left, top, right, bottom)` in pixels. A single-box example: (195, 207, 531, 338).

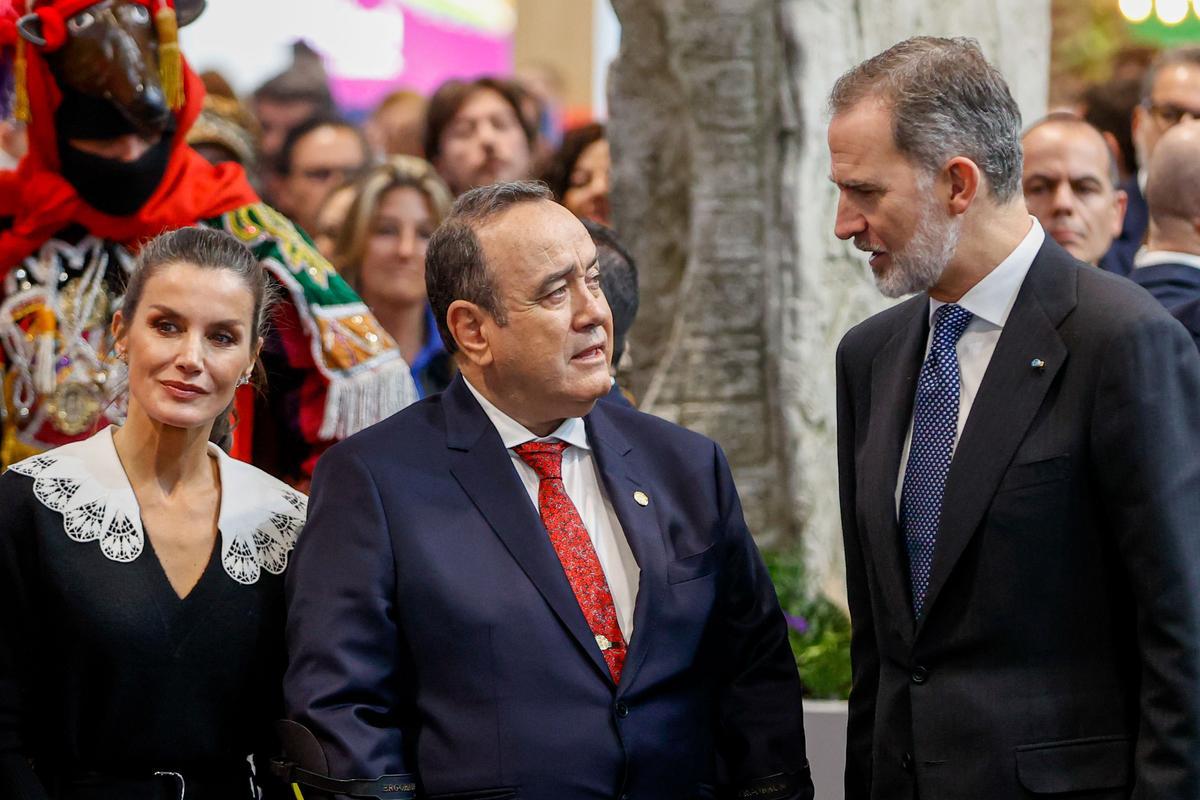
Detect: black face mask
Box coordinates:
(56, 86, 145, 140)
(58, 132, 172, 216)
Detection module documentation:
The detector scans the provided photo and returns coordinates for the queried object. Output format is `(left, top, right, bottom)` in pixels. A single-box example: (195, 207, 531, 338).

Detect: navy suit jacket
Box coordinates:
(284, 375, 813, 800)
(1130, 260, 1200, 310)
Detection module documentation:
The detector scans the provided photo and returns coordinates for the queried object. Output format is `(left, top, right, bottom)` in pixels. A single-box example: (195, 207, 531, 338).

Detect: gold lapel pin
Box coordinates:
(633, 490, 649, 506)
(1030, 358, 1046, 371)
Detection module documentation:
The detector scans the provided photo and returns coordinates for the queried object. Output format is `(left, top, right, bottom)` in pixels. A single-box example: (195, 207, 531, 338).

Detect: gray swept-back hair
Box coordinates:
(829, 36, 1024, 203)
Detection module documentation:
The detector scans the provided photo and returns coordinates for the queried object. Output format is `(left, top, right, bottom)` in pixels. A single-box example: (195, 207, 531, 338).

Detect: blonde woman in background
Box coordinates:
(333, 156, 455, 397)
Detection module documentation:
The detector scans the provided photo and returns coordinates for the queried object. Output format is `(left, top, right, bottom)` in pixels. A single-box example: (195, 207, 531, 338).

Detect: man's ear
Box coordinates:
(1113, 188, 1129, 236)
(944, 156, 982, 215)
(1102, 131, 1125, 176)
(446, 300, 493, 367)
(1131, 105, 1145, 145)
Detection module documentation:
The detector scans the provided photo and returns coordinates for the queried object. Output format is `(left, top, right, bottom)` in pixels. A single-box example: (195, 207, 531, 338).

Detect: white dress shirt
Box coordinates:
(464, 378, 640, 640)
(895, 218, 1045, 513)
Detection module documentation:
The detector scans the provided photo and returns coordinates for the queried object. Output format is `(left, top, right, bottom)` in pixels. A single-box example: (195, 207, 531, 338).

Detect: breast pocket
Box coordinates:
(996, 454, 1070, 494)
(667, 543, 719, 584)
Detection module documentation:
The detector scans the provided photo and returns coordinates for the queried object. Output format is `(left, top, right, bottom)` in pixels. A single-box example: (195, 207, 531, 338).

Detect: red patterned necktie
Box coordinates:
(514, 440, 627, 683)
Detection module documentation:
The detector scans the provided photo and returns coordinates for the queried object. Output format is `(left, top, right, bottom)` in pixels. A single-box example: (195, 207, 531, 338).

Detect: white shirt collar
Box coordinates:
(1133, 248, 1200, 272)
(929, 217, 1044, 329)
(463, 376, 590, 451)
(7, 427, 306, 584)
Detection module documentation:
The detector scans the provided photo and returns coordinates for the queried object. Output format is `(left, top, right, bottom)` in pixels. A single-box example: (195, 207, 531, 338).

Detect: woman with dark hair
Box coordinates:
(0, 227, 305, 800)
(333, 156, 455, 397)
(544, 123, 610, 226)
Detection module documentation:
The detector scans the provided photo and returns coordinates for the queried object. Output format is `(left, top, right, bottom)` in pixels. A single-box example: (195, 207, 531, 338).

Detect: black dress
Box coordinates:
(0, 428, 306, 800)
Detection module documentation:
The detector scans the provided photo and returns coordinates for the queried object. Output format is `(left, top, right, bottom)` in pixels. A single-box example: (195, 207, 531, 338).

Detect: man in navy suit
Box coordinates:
(283, 181, 813, 800)
(1131, 121, 1200, 322)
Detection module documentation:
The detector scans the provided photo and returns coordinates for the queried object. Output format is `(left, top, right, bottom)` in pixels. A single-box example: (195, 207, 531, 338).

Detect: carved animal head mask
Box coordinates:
(13, 0, 205, 135)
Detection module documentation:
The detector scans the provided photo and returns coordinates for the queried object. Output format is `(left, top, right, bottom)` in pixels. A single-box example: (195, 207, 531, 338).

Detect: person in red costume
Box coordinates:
(0, 0, 415, 485)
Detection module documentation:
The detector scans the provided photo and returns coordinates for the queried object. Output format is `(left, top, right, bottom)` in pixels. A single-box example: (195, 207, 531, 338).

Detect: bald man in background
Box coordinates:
(1021, 113, 1127, 267)
(1132, 121, 1200, 349)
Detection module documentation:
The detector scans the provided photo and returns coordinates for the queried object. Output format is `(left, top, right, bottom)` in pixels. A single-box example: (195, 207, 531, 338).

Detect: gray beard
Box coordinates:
(874, 201, 961, 299)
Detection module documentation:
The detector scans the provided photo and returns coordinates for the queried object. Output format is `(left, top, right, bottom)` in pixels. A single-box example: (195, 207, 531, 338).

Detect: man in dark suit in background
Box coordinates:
(829, 37, 1200, 799)
(1131, 122, 1200, 332)
(283, 181, 813, 800)
(1105, 46, 1200, 275)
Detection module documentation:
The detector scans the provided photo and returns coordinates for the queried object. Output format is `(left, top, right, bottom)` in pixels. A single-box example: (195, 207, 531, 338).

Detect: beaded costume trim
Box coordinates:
(205, 203, 419, 440)
(8, 427, 307, 584)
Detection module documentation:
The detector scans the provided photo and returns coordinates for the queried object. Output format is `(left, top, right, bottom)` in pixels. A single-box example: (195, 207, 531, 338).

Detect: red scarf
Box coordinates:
(0, 48, 258, 270)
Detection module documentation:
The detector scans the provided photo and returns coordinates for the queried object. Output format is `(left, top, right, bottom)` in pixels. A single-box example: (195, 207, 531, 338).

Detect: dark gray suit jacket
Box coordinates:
(836, 238, 1200, 799)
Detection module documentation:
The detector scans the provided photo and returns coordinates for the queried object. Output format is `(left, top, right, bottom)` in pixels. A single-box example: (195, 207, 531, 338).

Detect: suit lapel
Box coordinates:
(861, 296, 929, 638)
(585, 405, 667, 694)
(442, 376, 614, 685)
(917, 243, 1076, 631)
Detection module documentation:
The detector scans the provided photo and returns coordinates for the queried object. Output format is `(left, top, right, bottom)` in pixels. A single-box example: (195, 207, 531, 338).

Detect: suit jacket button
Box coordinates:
(911, 665, 929, 684)
(615, 701, 630, 718)
(901, 751, 914, 773)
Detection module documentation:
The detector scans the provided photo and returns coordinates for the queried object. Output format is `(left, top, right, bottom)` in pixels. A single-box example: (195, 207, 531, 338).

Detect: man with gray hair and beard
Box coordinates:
(830, 36, 1200, 800)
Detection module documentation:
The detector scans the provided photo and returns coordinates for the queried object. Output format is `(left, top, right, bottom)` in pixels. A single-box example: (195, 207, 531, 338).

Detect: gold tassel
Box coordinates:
(155, 2, 183, 111)
(13, 37, 29, 123)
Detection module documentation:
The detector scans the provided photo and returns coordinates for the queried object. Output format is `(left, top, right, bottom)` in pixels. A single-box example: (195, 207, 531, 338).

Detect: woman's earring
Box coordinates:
(237, 375, 250, 387)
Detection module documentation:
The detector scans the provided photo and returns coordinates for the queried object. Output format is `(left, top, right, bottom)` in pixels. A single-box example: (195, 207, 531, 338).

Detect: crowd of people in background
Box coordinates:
(192, 37, 1200, 378)
(180, 48, 624, 403)
(4, 5, 1200, 797)
(1022, 46, 1200, 346)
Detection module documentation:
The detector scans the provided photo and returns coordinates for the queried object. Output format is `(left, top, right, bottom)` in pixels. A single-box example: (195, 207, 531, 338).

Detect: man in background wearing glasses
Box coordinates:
(1107, 47, 1200, 275)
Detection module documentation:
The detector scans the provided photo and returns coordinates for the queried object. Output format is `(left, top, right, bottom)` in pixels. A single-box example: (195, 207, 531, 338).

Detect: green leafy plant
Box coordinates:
(763, 549, 852, 700)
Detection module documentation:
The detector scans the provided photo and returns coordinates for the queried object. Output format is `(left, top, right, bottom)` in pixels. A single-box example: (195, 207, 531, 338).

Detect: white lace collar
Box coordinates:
(8, 428, 307, 585)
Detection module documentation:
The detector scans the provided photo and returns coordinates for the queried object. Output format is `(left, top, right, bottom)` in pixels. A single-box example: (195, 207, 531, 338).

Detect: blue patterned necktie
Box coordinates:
(901, 303, 974, 618)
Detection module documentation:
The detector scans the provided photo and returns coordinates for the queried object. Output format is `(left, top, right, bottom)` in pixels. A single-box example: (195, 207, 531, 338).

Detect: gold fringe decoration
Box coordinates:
(13, 37, 29, 123)
(155, 2, 183, 111)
